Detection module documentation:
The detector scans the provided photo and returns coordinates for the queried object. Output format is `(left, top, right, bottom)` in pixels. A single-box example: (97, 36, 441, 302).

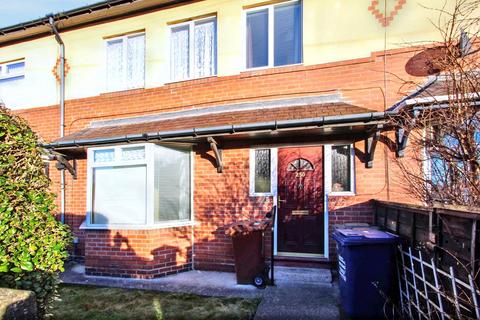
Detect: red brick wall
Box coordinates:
(85, 227, 192, 278)
(193, 146, 273, 271)
(11, 48, 422, 276)
(16, 48, 420, 141)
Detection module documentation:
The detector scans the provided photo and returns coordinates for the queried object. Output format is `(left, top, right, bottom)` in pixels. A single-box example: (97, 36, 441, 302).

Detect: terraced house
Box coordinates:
(0, 0, 456, 278)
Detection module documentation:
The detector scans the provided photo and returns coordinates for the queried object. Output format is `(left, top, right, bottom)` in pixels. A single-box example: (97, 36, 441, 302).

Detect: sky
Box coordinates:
(0, 0, 102, 28)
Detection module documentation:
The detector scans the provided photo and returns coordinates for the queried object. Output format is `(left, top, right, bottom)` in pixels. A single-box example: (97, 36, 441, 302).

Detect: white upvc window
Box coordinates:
(86, 143, 193, 229)
(244, 0, 302, 70)
(105, 32, 145, 92)
(169, 16, 217, 82)
(249, 148, 278, 196)
(324, 144, 355, 196)
(0, 59, 25, 83)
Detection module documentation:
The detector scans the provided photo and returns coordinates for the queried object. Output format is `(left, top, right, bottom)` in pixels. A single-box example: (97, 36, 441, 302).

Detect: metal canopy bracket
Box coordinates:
(207, 137, 223, 173)
(55, 154, 77, 179)
(396, 127, 409, 158)
(365, 126, 382, 168)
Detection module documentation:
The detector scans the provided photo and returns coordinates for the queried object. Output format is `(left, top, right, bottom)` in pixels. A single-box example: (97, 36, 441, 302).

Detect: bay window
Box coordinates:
(170, 17, 217, 81)
(105, 32, 145, 92)
(245, 0, 302, 69)
(86, 143, 192, 228)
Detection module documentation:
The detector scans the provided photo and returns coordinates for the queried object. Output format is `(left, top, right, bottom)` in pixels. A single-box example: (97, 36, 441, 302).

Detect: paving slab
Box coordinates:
(254, 267, 340, 320)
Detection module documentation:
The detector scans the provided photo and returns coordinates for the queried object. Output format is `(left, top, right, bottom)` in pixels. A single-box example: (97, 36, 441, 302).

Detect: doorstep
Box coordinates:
(274, 254, 332, 269)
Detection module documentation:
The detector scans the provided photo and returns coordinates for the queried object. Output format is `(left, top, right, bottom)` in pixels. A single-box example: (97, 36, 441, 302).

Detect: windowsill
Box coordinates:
(0, 74, 25, 81)
(100, 86, 145, 96)
(250, 193, 274, 197)
(165, 74, 218, 85)
(241, 63, 304, 75)
(328, 192, 356, 197)
(80, 220, 197, 230)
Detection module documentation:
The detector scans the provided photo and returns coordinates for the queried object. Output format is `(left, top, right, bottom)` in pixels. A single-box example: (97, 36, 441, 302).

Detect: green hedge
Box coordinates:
(0, 104, 72, 317)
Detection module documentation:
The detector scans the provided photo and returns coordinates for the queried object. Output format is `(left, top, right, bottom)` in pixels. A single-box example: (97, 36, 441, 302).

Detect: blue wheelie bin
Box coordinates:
(333, 228, 399, 319)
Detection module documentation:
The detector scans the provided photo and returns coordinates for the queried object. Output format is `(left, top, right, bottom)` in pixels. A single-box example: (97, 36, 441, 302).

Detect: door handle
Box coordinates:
(278, 195, 286, 208)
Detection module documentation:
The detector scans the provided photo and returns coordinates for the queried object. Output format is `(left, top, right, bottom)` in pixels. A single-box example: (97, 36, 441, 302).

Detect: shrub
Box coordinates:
(0, 104, 72, 317)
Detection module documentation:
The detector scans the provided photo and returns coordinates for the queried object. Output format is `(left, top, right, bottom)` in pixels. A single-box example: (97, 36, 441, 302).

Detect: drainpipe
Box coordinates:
(49, 16, 66, 223)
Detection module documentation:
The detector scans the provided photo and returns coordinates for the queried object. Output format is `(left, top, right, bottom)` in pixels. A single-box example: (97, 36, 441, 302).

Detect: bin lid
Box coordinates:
(333, 228, 398, 246)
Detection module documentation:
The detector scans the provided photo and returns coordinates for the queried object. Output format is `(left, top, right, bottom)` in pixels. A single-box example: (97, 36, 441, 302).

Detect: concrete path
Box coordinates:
(61, 263, 340, 319)
(61, 262, 261, 299)
(254, 267, 340, 320)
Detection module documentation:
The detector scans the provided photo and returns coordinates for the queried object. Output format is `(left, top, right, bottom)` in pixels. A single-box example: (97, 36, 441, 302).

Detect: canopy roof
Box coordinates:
(43, 95, 387, 152)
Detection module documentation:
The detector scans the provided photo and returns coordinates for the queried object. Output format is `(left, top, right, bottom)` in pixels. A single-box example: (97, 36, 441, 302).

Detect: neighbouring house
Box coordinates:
(0, 0, 467, 278)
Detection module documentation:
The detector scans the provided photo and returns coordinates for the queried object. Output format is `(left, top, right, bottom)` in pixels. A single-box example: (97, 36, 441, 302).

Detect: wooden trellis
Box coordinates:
(398, 246, 480, 319)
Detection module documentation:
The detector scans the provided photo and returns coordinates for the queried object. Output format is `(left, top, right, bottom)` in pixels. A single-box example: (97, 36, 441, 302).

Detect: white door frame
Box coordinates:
(273, 144, 330, 259)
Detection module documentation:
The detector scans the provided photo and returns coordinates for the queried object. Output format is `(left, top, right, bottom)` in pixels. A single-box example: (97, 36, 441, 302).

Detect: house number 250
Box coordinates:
(295, 172, 306, 178)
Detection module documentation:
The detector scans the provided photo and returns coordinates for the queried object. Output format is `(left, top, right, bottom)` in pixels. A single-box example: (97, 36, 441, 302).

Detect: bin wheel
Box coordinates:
(253, 275, 266, 288)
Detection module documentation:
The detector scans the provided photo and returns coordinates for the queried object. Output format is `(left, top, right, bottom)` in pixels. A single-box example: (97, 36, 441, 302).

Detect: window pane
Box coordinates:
(92, 165, 147, 225)
(94, 149, 115, 163)
(246, 9, 269, 68)
(332, 145, 351, 192)
(106, 38, 124, 91)
(274, 1, 302, 66)
(194, 19, 217, 78)
(121, 146, 145, 161)
(126, 34, 145, 88)
(255, 149, 271, 193)
(6, 61, 25, 75)
(171, 25, 190, 81)
(154, 146, 191, 222)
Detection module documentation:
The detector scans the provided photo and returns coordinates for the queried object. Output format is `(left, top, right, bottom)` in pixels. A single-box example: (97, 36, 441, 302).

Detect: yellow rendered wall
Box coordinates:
(0, 0, 454, 110)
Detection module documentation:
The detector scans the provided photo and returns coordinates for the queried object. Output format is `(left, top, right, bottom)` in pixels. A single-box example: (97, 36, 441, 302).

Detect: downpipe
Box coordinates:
(49, 16, 66, 223)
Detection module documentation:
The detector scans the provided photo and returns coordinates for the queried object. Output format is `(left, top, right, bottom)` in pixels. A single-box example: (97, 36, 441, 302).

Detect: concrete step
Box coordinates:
(273, 267, 332, 285)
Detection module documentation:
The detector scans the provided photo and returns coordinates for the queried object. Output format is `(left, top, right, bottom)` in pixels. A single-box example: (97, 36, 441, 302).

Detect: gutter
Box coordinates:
(42, 111, 394, 149)
(0, 0, 191, 44)
(0, 0, 139, 36)
(48, 16, 66, 224)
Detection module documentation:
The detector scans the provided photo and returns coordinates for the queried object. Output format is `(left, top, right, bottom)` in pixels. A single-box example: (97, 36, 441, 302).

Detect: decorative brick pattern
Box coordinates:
(368, 0, 407, 27)
(51, 58, 71, 83)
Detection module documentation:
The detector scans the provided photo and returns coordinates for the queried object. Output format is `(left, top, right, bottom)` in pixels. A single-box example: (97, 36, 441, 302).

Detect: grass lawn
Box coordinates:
(48, 284, 260, 320)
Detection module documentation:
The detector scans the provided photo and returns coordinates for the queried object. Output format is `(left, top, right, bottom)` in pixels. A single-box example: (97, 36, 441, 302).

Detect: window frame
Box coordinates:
(85, 143, 194, 230)
(249, 147, 278, 197)
(0, 59, 25, 81)
(324, 144, 355, 196)
(104, 32, 146, 92)
(243, 0, 303, 71)
(168, 15, 218, 83)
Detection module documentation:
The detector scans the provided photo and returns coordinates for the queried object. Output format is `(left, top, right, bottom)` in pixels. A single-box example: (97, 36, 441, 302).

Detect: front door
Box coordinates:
(277, 146, 324, 256)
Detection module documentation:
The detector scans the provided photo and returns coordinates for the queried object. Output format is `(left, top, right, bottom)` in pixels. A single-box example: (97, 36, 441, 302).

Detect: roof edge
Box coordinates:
(0, 0, 191, 44)
(41, 111, 392, 150)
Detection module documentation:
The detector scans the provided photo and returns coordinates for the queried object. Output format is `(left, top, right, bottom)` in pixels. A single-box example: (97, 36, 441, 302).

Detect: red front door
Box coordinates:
(277, 146, 325, 255)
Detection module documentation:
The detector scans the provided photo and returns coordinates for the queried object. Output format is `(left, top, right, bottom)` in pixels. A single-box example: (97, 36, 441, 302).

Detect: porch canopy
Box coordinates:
(43, 94, 392, 158)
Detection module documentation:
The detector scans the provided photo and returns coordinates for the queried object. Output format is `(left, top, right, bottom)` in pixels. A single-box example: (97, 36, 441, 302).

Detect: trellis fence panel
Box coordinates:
(398, 246, 480, 319)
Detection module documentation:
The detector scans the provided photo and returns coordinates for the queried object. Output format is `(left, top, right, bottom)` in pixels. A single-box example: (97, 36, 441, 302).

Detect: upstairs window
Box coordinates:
(245, 0, 302, 69)
(0, 59, 25, 83)
(106, 32, 145, 92)
(170, 16, 217, 82)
